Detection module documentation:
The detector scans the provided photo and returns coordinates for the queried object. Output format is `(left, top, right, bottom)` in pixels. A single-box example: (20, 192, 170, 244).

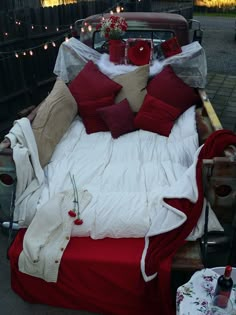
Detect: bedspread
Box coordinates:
(8, 105, 224, 283)
(38, 105, 199, 239)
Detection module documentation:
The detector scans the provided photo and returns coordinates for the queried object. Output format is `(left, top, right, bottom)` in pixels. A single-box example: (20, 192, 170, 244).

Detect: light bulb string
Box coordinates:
(6, 13, 74, 29)
(0, 31, 70, 60)
(0, 0, 143, 60)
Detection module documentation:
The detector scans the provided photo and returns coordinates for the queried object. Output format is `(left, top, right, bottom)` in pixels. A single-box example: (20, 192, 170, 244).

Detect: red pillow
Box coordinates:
(68, 60, 122, 106)
(160, 37, 182, 58)
(147, 65, 200, 111)
(79, 96, 114, 134)
(97, 99, 135, 139)
(134, 94, 182, 137)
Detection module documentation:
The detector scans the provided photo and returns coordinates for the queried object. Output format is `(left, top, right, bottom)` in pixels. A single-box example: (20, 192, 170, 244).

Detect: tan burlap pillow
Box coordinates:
(112, 64, 149, 112)
(32, 79, 77, 167)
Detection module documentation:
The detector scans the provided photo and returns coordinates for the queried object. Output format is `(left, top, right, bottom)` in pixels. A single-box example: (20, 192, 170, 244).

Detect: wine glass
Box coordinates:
(208, 295, 233, 315)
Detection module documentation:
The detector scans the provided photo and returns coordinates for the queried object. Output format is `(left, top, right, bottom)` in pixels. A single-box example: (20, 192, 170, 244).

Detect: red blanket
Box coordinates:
(9, 129, 236, 315)
(145, 129, 236, 314)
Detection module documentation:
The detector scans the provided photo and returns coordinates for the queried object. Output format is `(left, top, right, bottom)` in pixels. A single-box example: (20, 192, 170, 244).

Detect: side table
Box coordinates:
(176, 268, 236, 314)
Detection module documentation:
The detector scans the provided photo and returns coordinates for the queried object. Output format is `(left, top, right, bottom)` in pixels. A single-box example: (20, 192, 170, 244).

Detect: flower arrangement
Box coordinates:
(97, 15, 128, 40)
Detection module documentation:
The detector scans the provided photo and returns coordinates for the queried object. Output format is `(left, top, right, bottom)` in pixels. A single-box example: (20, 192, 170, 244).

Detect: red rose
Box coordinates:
(74, 218, 83, 225)
(68, 210, 76, 217)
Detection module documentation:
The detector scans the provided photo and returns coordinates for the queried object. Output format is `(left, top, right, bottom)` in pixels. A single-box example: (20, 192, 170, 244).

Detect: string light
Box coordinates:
(1, 13, 75, 38)
(3, 0, 134, 39)
(0, 0, 136, 61)
(116, 6, 121, 13)
(0, 31, 70, 62)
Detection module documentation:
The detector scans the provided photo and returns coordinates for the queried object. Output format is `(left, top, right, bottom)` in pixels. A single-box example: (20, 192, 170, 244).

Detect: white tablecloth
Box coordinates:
(176, 269, 236, 314)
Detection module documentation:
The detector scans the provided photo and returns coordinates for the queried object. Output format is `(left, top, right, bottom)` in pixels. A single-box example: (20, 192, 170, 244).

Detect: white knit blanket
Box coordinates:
(5, 118, 44, 226)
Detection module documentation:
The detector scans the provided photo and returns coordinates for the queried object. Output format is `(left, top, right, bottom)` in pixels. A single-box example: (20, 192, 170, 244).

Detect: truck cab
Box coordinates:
(76, 12, 202, 55)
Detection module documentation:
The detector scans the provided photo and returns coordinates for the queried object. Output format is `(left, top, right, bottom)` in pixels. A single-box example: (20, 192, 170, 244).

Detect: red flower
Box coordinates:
(127, 40, 151, 66)
(74, 218, 83, 225)
(98, 15, 127, 40)
(68, 210, 76, 217)
(96, 23, 101, 30)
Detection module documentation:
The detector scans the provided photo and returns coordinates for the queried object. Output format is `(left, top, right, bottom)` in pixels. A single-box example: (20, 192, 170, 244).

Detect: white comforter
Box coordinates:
(9, 106, 223, 282)
(37, 106, 199, 239)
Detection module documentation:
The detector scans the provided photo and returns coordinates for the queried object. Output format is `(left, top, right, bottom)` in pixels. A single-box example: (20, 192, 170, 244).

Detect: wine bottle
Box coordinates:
(213, 265, 233, 308)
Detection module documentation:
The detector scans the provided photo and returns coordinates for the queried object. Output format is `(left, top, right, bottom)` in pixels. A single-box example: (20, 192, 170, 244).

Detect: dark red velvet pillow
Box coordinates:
(68, 60, 122, 107)
(97, 99, 135, 139)
(79, 96, 114, 134)
(134, 94, 182, 137)
(160, 37, 182, 58)
(147, 65, 200, 111)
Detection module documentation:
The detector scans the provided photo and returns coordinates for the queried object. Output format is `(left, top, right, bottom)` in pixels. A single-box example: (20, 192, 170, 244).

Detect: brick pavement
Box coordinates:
(206, 73, 236, 133)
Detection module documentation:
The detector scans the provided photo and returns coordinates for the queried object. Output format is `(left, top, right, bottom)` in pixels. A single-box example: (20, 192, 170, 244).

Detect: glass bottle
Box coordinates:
(213, 265, 233, 308)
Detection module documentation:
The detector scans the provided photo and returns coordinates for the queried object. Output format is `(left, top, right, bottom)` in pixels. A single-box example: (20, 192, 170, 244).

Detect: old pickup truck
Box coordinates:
(1, 11, 236, 315)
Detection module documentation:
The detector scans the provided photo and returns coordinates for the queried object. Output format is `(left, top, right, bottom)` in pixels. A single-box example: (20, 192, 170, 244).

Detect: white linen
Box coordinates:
(97, 41, 207, 88)
(54, 38, 207, 88)
(53, 37, 101, 83)
(36, 106, 199, 239)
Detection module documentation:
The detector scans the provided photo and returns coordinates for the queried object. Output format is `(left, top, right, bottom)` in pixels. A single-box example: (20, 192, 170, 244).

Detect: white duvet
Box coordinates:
(8, 106, 224, 282)
(37, 105, 199, 239)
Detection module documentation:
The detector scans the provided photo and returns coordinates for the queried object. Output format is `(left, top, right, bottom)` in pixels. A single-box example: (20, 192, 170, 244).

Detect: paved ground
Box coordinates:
(195, 15, 236, 133)
(206, 72, 236, 132)
(0, 14, 236, 315)
(195, 15, 236, 75)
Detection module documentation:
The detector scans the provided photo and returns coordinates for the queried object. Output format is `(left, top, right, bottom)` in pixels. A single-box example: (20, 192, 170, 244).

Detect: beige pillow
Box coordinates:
(113, 64, 149, 112)
(32, 79, 77, 167)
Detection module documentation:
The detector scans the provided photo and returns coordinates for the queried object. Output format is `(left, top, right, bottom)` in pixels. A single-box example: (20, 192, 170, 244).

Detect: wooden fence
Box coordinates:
(0, 1, 115, 137)
(0, 0, 193, 139)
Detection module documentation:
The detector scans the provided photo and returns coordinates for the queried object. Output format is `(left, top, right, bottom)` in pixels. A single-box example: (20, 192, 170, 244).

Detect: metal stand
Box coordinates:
(201, 201, 209, 266)
(1, 179, 19, 258)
